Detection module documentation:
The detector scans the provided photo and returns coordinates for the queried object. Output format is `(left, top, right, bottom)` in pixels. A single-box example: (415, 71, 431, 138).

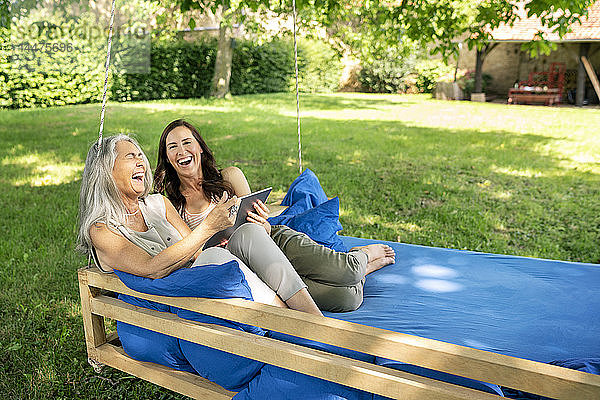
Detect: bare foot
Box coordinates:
(350, 244, 395, 274)
(350, 244, 395, 261)
(366, 256, 395, 275)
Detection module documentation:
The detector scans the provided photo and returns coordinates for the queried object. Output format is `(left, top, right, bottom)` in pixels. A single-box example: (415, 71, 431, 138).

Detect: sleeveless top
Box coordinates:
(182, 202, 216, 230)
(92, 194, 188, 273)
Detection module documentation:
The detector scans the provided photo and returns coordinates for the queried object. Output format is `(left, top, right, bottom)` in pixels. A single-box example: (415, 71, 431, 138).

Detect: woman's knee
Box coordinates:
(336, 253, 367, 286)
(227, 223, 268, 254)
(194, 246, 236, 266)
(306, 280, 364, 312)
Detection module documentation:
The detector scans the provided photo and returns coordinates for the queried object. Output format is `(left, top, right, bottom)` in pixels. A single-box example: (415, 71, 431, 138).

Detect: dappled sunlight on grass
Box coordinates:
(117, 101, 242, 113)
(491, 190, 513, 200)
(398, 222, 422, 232)
(491, 166, 545, 178)
(1, 152, 83, 186)
(350, 213, 423, 234)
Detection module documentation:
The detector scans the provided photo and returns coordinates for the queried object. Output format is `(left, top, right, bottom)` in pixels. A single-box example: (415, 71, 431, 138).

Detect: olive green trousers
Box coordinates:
(270, 225, 368, 312)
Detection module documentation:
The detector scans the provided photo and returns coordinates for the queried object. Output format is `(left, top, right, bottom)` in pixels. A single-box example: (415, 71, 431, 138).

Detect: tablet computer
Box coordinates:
(202, 187, 272, 250)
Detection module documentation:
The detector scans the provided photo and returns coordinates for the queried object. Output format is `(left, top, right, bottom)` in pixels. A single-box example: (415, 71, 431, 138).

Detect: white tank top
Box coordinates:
(92, 194, 188, 272)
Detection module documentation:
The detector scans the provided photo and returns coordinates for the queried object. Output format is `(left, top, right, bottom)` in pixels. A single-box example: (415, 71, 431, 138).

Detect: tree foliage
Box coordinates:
(165, 0, 595, 61)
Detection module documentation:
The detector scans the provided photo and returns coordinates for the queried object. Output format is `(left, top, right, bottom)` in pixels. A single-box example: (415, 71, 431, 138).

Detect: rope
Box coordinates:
(292, 0, 302, 174)
(97, 0, 117, 152)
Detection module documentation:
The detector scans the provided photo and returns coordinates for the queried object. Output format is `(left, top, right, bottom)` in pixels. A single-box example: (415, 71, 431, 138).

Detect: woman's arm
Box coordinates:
(222, 166, 251, 196)
(91, 194, 238, 279)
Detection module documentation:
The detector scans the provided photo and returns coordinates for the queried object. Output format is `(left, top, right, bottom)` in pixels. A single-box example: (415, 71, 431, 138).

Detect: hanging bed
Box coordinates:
(78, 171, 600, 400)
(79, 2, 600, 397)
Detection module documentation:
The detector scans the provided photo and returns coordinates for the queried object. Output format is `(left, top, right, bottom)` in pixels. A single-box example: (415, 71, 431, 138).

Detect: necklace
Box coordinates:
(125, 209, 140, 217)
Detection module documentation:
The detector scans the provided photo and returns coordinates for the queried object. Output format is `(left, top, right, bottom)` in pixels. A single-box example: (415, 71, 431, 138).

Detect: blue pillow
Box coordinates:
(268, 169, 347, 252)
(285, 197, 347, 252)
(117, 295, 196, 373)
(268, 196, 313, 226)
(114, 260, 253, 299)
(235, 364, 372, 400)
(280, 169, 328, 208)
(114, 261, 268, 391)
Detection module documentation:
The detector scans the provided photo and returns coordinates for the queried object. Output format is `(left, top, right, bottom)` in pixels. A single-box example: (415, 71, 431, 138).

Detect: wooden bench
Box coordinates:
(508, 89, 561, 105)
(78, 266, 600, 399)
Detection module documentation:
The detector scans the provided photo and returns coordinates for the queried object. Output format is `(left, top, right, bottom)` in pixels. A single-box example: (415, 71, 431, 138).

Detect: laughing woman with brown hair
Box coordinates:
(154, 119, 395, 312)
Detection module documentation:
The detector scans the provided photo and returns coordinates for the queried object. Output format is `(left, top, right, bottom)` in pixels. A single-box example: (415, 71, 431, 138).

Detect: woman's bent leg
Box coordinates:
(302, 277, 364, 313)
(193, 247, 280, 306)
(270, 225, 368, 286)
(227, 223, 321, 316)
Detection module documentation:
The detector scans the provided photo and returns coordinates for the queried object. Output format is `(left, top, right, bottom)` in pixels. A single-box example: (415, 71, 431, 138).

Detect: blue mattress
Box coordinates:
(115, 236, 600, 399)
(331, 236, 600, 366)
(115, 169, 599, 398)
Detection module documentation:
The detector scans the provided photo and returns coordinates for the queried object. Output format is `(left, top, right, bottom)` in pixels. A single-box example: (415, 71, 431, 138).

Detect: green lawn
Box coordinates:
(1, 93, 599, 398)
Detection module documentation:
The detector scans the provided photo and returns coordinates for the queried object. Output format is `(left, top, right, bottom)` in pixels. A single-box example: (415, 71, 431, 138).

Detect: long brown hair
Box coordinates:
(154, 119, 233, 213)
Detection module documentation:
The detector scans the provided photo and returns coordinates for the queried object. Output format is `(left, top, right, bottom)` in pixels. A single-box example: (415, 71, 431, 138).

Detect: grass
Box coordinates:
(1, 93, 599, 398)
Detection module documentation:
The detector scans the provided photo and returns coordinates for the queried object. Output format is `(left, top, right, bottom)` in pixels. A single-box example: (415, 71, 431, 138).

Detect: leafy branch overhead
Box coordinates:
(170, 0, 596, 59)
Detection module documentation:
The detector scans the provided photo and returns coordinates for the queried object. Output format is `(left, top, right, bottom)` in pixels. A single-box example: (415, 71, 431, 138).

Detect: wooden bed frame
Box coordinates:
(78, 266, 600, 400)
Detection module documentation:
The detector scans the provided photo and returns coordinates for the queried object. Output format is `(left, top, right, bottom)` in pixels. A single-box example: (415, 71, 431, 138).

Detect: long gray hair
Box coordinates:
(77, 134, 153, 254)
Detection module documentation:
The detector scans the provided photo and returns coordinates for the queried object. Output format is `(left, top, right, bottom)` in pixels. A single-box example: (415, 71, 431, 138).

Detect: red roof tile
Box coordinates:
(491, 2, 600, 41)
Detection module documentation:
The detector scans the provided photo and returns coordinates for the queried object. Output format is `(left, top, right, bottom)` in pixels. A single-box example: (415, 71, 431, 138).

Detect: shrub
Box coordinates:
(358, 56, 455, 94)
(296, 39, 341, 93)
(230, 39, 294, 95)
(458, 71, 493, 98)
(358, 57, 416, 93)
(414, 60, 455, 93)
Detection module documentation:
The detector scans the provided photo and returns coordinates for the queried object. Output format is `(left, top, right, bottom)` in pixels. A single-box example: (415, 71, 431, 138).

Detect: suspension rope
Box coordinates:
(292, 0, 302, 174)
(97, 0, 117, 152)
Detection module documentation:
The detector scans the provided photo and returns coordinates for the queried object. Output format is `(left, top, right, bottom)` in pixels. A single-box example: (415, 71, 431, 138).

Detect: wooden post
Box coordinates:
(78, 268, 106, 360)
(576, 43, 590, 106)
(581, 56, 600, 101)
(474, 48, 485, 94)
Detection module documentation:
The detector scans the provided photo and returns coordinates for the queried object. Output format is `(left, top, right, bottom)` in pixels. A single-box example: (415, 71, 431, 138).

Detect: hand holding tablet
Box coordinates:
(202, 187, 272, 249)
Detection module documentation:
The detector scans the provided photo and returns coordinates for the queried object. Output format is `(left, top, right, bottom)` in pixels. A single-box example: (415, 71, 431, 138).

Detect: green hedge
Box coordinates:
(230, 39, 294, 95)
(111, 39, 216, 102)
(1, 37, 341, 108)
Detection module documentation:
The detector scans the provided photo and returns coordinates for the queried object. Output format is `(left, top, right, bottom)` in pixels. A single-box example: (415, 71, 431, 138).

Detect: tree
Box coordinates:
(302, 0, 595, 94)
(167, 0, 596, 97)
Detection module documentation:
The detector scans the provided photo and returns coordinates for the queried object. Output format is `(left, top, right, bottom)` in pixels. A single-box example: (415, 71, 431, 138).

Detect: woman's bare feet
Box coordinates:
(350, 244, 395, 275)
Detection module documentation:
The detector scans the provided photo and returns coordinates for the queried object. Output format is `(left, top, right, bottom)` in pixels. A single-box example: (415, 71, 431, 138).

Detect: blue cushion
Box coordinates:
(116, 294, 195, 373)
(234, 364, 372, 400)
(114, 260, 253, 299)
(114, 261, 267, 391)
(285, 197, 347, 252)
(268, 169, 347, 252)
(268, 196, 313, 226)
(280, 168, 328, 208)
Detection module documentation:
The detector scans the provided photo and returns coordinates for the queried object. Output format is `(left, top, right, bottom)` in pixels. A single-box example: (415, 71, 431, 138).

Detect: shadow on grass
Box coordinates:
(1, 95, 598, 264)
(236, 92, 420, 111)
(1, 95, 599, 399)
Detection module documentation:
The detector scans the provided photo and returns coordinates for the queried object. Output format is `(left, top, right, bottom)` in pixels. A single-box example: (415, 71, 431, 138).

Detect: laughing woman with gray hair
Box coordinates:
(77, 134, 322, 316)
